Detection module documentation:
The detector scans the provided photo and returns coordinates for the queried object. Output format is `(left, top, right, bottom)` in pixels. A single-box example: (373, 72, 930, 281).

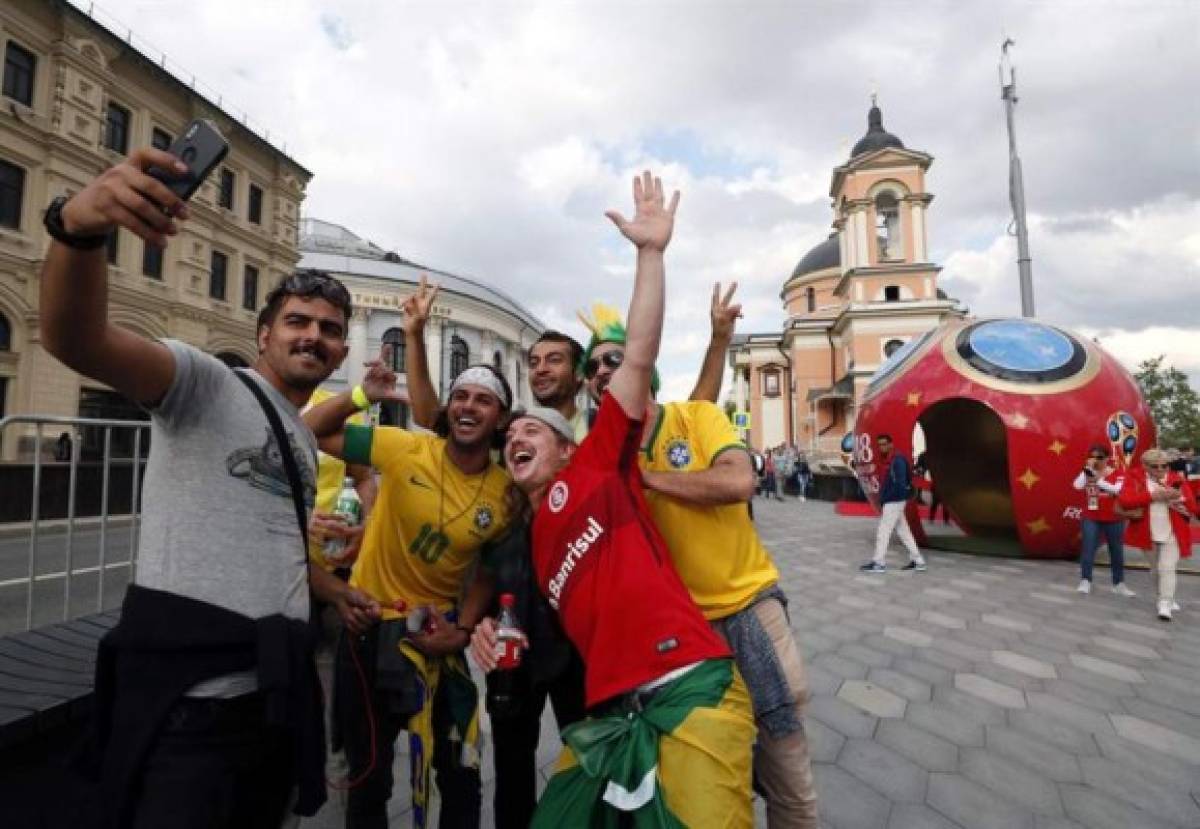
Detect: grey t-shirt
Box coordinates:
(136, 340, 318, 696)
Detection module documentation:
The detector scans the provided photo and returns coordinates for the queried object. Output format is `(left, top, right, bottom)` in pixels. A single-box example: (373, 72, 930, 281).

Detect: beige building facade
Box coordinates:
(0, 0, 311, 460)
(728, 103, 966, 457)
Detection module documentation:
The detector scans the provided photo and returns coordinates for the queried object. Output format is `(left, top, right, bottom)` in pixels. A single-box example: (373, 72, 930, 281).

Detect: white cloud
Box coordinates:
(79, 0, 1200, 399)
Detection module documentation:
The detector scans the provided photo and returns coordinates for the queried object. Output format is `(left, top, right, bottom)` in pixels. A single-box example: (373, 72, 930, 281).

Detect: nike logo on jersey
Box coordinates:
(410, 475, 432, 490)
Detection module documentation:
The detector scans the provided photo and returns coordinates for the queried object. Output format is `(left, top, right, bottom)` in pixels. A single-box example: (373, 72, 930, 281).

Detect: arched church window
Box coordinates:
(0, 313, 10, 351)
(875, 192, 901, 260)
(806, 287, 816, 313)
(883, 338, 905, 358)
(884, 285, 901, 302)
(382, 328, 406, 372)
(450, 336, 469, 380)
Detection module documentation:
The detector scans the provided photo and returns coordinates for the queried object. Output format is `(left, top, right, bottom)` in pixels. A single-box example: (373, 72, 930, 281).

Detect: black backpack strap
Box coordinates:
(233, 369, 310, 554)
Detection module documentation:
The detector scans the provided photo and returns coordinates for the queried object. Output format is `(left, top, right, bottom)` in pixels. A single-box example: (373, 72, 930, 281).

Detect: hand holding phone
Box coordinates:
(147, 119, 229, 206)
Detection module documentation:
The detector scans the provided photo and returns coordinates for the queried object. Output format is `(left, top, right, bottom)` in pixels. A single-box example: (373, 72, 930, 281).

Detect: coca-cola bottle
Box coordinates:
(488, 593, 524, 718)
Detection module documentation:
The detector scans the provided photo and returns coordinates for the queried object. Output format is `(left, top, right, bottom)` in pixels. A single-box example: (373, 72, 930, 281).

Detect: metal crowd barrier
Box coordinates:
(0, 415, 149, 631)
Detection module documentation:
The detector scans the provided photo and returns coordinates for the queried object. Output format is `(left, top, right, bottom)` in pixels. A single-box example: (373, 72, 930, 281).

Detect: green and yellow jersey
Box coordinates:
(342, 424, 510, 619)
(639, 401, 780, 620)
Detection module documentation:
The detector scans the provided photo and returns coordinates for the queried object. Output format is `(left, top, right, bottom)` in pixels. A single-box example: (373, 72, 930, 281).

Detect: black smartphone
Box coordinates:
(147, 119, 229, 204)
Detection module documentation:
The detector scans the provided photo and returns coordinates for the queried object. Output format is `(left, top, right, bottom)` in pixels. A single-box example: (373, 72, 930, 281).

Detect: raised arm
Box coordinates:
(402, 275, 442, 428)
(304, 359, 403, 457)
(689, 282, 741, 402)
(605, 171, 680, 419)
(40, 148, 190, 405)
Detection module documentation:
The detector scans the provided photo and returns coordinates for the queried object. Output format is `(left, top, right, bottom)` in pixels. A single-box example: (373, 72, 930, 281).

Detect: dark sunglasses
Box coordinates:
(1089, 455, 1107, 461)
(1147, 463, 1169, 469)
(584, 350, 624, 379)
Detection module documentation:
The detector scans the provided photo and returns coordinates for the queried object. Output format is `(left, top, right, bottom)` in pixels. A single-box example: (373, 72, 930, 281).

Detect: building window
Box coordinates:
(493, 350, 504, 371)
(883, 338, 905, 358)
(209, 250, 228, 300)
(0, 159, 24, 229)
(3, 41, 36, 106)
(875, 192, 901, 260)
(0, 312, 10, 350)
(806, 286, 815, 313)
(142, 240, 163, 279)
(248, 184, 263, 224)
(382, 328, 405, 371)
(242, 264, 259, 311)
(150, 127, 173, 151)
(763, 370, 780, 397)
(449, 335, 469, 380)
(884, 285, 901, 302)
(104, 101, 131, 154)
(106, 230, 119, 266)
(218, 169, 235, 210)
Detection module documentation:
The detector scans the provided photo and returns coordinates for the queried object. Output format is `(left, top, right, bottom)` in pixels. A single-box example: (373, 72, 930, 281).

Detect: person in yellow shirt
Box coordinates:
(580, 310, 819, 829)
(304, 386, 376, 571)
(305, 360, 512, 829)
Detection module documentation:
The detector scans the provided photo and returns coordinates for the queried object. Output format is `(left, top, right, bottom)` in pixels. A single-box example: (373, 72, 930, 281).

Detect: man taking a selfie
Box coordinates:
(41, 146, 377, 828)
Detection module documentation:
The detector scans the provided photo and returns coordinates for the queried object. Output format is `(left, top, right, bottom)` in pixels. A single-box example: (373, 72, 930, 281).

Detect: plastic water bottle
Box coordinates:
(488, 593, 524, 718)
(323, 477, 362, 562)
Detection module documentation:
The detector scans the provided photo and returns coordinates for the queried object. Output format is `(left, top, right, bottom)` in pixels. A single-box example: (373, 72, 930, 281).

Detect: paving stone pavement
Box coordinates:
(302, 498, 1200, 827)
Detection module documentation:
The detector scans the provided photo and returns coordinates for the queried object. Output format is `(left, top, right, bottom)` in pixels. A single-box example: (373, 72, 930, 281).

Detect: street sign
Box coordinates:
(733, 411, 750, 428)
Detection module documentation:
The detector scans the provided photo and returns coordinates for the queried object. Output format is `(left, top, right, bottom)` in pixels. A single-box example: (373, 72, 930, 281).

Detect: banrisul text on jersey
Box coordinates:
(547, 516, 604, 609)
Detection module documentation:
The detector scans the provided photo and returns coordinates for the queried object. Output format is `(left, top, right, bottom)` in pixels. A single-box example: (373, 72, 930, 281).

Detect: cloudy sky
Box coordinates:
(84, 0, 1199, 396)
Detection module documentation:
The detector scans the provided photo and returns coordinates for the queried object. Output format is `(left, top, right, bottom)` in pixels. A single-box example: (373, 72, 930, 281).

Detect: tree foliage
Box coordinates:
(1134, 356, 1200, 449)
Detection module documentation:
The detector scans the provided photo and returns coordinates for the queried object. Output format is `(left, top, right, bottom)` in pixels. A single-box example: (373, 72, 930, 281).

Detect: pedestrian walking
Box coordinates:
(860, 434, 927, 573)
(1120, 448, 1197, 621)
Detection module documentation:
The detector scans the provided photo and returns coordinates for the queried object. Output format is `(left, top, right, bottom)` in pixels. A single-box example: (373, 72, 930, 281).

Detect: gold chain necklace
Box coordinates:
(438, 446, 491, 535)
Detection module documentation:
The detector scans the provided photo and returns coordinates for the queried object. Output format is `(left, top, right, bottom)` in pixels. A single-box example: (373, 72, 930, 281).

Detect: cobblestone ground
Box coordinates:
(305, 498, 1200, 828)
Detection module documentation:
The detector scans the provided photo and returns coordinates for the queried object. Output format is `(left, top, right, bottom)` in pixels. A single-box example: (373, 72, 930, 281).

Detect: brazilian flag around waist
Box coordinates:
(532, 658, 737, 829)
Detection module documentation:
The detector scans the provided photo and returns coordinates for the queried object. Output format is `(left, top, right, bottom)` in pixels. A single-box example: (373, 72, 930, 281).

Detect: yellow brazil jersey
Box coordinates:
(344, 425, 510, 619)
(640, 401, 779, 620)
(302, 388, 367, 568)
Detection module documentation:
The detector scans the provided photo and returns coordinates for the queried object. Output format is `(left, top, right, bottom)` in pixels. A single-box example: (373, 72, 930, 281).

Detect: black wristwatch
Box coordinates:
(43, 196, 108, 250)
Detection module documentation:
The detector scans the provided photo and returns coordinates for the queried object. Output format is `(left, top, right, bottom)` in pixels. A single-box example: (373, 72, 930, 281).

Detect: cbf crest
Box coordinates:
(665, 438, 692, 469)
(474, 504, 494, 531)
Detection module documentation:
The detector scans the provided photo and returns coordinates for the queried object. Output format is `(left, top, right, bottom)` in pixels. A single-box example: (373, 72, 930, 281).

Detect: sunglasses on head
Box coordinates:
(584, 350, 624, 379)
(281, 271, 352, 306)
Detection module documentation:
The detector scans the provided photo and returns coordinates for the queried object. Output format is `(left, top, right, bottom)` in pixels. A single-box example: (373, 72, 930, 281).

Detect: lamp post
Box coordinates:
(1000, 38, 1036, 318)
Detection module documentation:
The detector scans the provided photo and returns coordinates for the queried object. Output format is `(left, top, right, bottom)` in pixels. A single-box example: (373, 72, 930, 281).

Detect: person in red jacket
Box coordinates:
(1119, 448, 1198, 621)
(1072, 445, 1134, 597)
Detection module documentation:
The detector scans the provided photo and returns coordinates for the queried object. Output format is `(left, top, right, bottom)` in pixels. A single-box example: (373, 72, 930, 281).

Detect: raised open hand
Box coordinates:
(402, 274, 440, 335)
(711, 281, 743, 342)
(605, 170, 680, 251)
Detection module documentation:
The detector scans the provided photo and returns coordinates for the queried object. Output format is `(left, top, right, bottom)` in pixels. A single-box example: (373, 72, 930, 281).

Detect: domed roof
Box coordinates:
(790, 233, 840, 280)
(850, 104, 904, 159)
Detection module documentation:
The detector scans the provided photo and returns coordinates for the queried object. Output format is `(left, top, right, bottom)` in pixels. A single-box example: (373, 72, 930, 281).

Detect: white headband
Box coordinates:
(449, 366, 510, 408)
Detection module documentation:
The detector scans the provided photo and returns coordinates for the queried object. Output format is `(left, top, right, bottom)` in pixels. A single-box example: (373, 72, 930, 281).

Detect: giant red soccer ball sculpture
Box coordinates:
(851, 318, 1155, 558)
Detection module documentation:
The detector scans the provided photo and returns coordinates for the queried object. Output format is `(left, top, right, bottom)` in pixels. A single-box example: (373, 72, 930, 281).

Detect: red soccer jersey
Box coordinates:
(531, 392, 730, 707)
(1082, 470, 1125, 522)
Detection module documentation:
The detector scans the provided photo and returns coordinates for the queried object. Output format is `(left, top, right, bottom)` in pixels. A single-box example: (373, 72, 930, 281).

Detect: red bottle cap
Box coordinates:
(499, 593, 515, 608)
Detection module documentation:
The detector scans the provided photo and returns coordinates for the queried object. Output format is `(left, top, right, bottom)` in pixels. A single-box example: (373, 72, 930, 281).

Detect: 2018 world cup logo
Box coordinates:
(1107, 411, 1138, 469)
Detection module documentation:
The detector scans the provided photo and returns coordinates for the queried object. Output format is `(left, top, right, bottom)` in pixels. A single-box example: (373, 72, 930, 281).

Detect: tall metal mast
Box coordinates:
(1000, 38, 1035, 317)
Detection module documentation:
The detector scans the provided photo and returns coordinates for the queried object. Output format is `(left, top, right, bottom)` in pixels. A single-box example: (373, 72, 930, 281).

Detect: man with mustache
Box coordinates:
(304, 353, 513, 828)
(39, 147, 375, 827)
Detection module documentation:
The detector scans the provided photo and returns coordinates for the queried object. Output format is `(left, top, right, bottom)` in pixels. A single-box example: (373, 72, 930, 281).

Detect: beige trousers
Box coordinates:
(714, 597, 819, 829)
(1146, 536, 1181, 604)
